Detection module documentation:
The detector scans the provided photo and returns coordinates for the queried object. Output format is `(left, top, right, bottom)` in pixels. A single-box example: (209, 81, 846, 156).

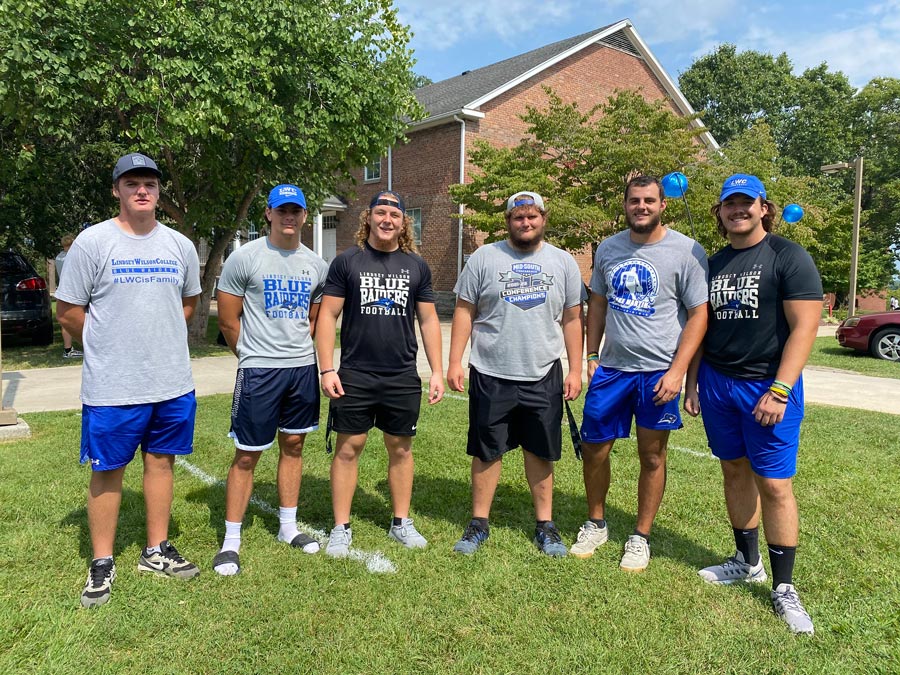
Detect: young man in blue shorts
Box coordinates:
(213, 184, 330, 576)
(57, 153, 203, 608)
(685, 174, 822, 634)
(448, 191, 584, 557)
(316, 191, 444, 556)
(573, 175, 708, 571)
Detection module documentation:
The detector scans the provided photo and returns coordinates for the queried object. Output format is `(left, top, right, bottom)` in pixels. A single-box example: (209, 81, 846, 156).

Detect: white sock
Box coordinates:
(214, 520, 242, 576)
(277, 506, 300, 543)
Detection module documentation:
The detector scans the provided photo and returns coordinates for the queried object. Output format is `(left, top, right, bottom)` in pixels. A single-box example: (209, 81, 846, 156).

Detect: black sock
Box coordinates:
(472, 517, 489, 531)
(589, 517, 607, 528)
(341, 522, 351, 530)
(768, 544, 797, 588)
(392, 517, 403, 526)
(733, 527, 760, 566)
(536, 520, 550, 528)
(64, 347, 72, 354)
(633, 529, 649, 543)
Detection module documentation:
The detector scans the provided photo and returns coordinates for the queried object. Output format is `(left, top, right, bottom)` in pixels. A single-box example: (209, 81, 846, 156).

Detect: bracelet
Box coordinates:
(587, 354, 600, 362)
(769, 384, 790, 397)
(319, 369, 335, 376)
(767, 389, 788, 403)
(772, 380, 793, 393)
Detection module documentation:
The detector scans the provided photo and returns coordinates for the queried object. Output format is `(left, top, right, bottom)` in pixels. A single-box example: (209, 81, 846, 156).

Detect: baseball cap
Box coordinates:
(720, 174, 766, 201)
(112, 153, 162, 182)
(506, 191, 545, 213)
(369, 190, 405, 213)
(267, 184, 307, 209)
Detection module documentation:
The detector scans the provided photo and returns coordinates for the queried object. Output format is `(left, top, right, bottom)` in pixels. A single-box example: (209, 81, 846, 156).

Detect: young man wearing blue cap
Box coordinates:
(684, 174, 822, 634)
(212, 184, 330, 576)
(57, 153, 202, 607)
(316, 191, 444, 556)
(448, 191, 584, 557)
(571, 175, 708, 571)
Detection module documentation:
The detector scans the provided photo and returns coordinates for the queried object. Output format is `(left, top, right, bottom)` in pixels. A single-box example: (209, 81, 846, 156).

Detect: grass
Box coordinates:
(1, 393, 899, 674)
(807, 336, 900, 379)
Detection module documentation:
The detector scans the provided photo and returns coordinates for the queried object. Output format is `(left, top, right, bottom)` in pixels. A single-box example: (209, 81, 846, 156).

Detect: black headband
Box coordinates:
(369, 191, 405, 213)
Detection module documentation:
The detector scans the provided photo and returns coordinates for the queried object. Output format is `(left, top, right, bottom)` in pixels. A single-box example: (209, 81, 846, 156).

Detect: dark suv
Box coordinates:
(1, 250, 53, 345)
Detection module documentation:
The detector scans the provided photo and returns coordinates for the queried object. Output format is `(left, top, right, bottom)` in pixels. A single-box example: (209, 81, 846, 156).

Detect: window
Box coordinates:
(322, 214, 338, 229)
(408, 208, 422, 246)
(364, 158, 381, 182)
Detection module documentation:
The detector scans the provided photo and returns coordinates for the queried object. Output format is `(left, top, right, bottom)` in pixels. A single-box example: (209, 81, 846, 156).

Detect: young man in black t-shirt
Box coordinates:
(316, 191, 444, 557)
(685, 174, 822, 635)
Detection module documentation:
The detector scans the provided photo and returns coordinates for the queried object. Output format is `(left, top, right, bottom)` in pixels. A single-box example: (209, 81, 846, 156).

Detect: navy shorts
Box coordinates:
(329, 368, 422, 436)
(581, 366, 683, 444)
(229, 365, 320, 451)
(81, 391, 196, 471)
(467, 361, 563, 462)
(698, 359, 803, 479)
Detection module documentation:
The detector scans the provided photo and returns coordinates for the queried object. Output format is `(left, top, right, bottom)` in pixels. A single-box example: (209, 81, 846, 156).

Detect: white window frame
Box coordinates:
(364, 157, 382, 182)
(408, 207, 422, 246)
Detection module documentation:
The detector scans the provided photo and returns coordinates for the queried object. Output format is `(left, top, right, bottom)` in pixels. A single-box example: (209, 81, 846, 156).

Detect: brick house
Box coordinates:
(303, 19, 716, 311)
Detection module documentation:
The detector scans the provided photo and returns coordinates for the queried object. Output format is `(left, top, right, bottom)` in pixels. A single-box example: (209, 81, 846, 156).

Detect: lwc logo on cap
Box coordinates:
(727, 177, 748, 187)
(279, 186, 298, 197)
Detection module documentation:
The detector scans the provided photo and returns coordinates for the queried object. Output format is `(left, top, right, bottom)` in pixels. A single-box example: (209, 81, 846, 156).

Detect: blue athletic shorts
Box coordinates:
(581, 366, 683, 444)
(229, 365, 319, 451)
(697, 359, 803, 479)
(81, 391, 197, 471)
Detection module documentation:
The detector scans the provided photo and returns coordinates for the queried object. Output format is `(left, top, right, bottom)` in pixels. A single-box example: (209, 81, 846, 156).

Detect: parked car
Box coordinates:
(836, 311, 900, 361)
(1, 250, 53, 345)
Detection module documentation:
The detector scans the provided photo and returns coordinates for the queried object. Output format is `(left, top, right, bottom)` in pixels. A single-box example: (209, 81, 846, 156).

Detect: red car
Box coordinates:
(836, 311, 900, 361)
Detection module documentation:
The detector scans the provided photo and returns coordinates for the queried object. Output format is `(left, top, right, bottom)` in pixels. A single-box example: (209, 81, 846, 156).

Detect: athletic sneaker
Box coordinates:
(534, 521, 567, 557)
(698, 550, 767, 585)
(325, 525, 352, 558)
(452, 520, 489, 555)
(388, 518, 428, 549)
(620, 534, 650, 572)
(569, 521, 609, 558)
(63, 348, 84, 359)
(137, 540, 200, 579)
(81, 558, 116, 608)
(772, 583, 814, 635)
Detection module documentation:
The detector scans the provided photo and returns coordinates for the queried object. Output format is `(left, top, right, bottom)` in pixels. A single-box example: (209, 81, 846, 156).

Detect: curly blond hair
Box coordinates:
(356, 208, 418, 253)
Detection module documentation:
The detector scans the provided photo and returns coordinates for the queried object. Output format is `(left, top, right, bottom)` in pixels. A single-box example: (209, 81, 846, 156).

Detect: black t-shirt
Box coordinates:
(704, 234, 822, 379)
(323, 242, 434, 372)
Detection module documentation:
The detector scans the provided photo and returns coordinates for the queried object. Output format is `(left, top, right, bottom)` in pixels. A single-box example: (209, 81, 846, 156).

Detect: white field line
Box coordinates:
(175, 458, 396, 574)
(428, 388, 715, 460)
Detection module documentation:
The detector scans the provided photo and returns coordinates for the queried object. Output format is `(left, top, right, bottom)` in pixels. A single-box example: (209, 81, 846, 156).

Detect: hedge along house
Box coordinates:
(303, 19, 717, 312)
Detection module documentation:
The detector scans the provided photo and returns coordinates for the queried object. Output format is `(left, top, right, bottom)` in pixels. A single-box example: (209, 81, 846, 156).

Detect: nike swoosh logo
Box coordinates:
(143, 559, 166, 569)
(768, 548, 784, 555)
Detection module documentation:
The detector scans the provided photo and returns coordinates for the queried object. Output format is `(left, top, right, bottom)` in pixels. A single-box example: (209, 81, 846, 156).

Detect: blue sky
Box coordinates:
(395, 0, 900, 89)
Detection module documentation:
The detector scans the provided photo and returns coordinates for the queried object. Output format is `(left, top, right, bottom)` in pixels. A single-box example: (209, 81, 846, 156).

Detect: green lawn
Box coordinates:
(807, 336, 900, 379)
(1, 394, 898, 674)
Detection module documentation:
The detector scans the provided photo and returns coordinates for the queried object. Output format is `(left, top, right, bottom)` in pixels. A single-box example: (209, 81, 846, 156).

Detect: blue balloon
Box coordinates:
(782, 203, 804, 223)
(661, 172, 688, 198)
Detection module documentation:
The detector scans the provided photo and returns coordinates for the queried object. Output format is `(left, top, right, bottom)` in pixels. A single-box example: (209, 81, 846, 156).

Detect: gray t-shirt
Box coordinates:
(55, 219, 201, 405)
(590, 227, 708, 371)
(454, 240, 583, 380)
(217, 237, 329, 369)
(54, 250, 67, 284)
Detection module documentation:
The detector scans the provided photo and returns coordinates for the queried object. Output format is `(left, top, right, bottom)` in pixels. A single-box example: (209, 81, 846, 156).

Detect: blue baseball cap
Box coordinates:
(113, 153, 162, 182)
(369, 191, 405, 213)
(267, 184, 307, 209)
(720, 174, 766, 201)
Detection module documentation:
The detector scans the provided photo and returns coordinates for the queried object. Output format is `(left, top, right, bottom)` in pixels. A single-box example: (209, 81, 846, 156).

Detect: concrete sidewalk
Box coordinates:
(3, 323, 900, 416)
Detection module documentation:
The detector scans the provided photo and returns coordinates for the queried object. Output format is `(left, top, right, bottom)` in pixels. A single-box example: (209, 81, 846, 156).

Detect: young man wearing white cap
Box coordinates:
(213, 184, 330, 576)
(57, 152, 202, 607)
(685, 174, 822, 634)
(316, 191, 444, 557)
(572, 175, 708, 572)
(448, 191, 583, 557)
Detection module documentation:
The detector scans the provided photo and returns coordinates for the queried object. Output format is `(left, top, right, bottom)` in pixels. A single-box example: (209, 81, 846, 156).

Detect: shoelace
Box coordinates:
(776, 588, 806, 614)
(160, 543, 186, 563)
(540, 526, 562, 544)
(625, 537, 647, 554)
(462, 524, 486, 542)
(89, 562, 113, 586)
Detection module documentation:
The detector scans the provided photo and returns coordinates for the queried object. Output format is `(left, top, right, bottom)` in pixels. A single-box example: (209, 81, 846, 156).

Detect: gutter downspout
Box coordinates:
(454, 115, 466, 276)
(387, 146, 393, 190)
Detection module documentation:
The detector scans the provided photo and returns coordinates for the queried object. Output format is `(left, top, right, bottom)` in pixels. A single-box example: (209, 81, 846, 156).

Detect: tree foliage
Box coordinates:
(0, 0, 422, 342)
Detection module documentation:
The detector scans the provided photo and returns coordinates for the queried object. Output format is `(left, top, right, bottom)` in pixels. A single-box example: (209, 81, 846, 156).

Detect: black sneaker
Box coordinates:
(137, 540, 200, 579)
(81, 558, 116, 608)
(533, 521, 567, 557)
(452, 520, 489, 555)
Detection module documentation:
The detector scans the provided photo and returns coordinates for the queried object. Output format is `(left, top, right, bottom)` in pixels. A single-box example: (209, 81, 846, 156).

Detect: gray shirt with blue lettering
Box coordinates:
(454, 240, 583, 381)
(217, 237, 329, 369)
(590, 227, 708, 372)
(55, 219, 201, 405)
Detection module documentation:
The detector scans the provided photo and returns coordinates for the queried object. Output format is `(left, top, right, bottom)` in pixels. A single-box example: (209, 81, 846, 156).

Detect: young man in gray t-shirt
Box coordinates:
(212, 184, 329, 576)
(448, 191, 584, 557)
(572, 175, 708, 571)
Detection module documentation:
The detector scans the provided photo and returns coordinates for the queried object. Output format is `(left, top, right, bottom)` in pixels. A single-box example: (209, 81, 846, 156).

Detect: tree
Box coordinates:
(0, 0, 422, 343)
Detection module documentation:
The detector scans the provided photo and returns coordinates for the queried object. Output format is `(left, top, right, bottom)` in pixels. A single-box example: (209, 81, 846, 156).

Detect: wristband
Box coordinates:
(319, 369, 335, 376)
(587, 354, 600, 362)
(772, 380, 793, 393)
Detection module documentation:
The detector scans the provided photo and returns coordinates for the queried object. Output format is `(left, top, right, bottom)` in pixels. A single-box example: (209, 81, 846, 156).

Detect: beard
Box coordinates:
(508, 226, 544, 250)
(627, 213, 661, 235)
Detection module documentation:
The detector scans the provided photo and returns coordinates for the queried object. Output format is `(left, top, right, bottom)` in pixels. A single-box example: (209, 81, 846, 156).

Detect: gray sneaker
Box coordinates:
(388, 518, 428, 549)
(325, 525, 352, 558)
(137, 540, 199, 579)
(620, 534, 650, 572)
(698, 551, 767, 585)
(63, 348, 84, 359)
(570, 521, 608, 558)
(81, 558, 116, 608)
(772, 583, 814, 634)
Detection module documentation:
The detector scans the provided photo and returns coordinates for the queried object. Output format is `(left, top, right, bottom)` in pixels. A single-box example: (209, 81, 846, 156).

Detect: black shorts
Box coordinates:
(329, 368, 422, 436)
(467, 361, 563, 462)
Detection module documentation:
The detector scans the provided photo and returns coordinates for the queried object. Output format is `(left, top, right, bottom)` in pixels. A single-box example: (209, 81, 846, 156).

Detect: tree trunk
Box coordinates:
(187, 228, 235, 347)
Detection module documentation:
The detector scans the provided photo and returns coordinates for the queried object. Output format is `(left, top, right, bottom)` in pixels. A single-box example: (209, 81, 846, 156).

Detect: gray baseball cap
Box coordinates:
(112, 153, 162, 182)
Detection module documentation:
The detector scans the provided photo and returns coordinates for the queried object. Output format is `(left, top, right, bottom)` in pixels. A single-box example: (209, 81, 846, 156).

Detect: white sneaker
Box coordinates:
(325, 525, 352, 558)
(570, 521, 608, 558)
(388, 517, 428, 549)
(698, 550, 767, 585)
(772, 583, 814, 634)
(620, 534, 650, 572)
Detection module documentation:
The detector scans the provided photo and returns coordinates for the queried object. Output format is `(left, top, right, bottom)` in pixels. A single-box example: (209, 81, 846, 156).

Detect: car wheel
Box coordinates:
(869, 327, 900, 361)
(32, 322, 53, 346)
